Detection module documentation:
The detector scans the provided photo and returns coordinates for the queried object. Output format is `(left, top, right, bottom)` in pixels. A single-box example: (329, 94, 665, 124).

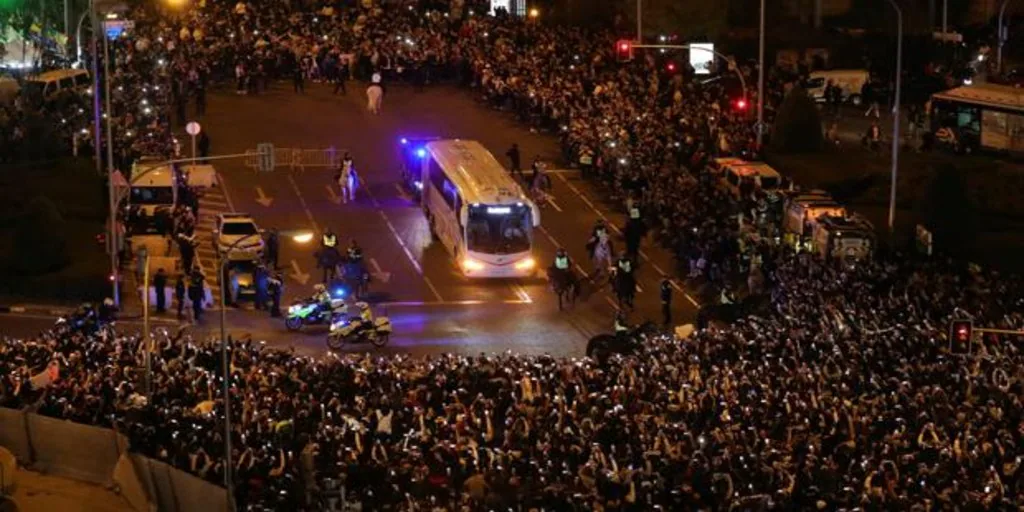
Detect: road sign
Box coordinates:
(256, 143, 275, 172)
(103, 20, 134, 39)
(185, 121, 201, 136)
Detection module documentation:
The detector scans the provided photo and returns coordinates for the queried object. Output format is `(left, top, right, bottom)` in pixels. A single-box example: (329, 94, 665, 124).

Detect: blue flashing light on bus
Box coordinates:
(416, 148, 427, 158)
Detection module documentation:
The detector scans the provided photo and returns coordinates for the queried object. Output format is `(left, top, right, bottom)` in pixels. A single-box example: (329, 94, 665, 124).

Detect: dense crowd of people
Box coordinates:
(2, 248, 1023, 510)
(2, 1, 1024, 511)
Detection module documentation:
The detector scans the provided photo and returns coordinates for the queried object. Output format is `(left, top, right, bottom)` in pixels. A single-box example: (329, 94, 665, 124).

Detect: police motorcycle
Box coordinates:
(285, 284, 349, 331)
(326, 302, 392, 349)
(338, 241, 370, 300)
(55, 299, 117, 337)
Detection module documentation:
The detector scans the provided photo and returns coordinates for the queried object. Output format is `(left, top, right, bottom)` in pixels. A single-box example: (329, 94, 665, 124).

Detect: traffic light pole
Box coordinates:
(630, 44, 748, 103)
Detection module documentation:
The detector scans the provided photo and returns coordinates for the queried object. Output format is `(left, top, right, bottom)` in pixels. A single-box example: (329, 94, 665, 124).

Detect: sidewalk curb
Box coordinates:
(0, 305, 71, 316)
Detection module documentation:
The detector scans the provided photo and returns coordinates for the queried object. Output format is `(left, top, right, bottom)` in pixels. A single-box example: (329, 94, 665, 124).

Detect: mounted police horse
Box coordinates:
(547, 265, 579, 311)
(609, 266, 636, 310)
(696, 293, 773, 329)
(586, 321, 659, 365)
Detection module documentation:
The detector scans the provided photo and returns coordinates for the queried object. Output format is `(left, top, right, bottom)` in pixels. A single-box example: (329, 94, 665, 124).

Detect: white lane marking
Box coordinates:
(511, 284, 533, 304)
(325, 185, 342, 205)
(394, 183, 414, 202)
(545, 196, 563, 212)
(378, 299, 533, 307)
(553, 171, 701, 308)
(289, 259, 311, 285)
(199, 199, 229, 208)
(368, 257, 392, 283)
(363, 185, 443, 303)
(604, 295, 618, 309)
(286, 174, 321, 233)
(255, 186, 274, 207)
(217, 172, 239, 212)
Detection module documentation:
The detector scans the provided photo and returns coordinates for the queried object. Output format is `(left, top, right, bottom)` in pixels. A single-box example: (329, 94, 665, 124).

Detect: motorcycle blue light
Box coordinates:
(333, 288, 346, 298)
(416, 148, 426, 158)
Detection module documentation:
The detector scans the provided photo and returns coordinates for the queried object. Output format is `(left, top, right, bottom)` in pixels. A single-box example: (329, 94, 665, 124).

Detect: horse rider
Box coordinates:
(551, 248, 576, 291)
(614, 250, 636, 308)
(322, 228, 339, 249)
(719, 285, 737, 305)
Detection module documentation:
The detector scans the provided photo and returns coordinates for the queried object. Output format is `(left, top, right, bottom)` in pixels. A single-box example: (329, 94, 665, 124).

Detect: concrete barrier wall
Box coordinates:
(25, 413, 124, 486)
(0, 408, 31, 462)
(0, 408, 230, 512)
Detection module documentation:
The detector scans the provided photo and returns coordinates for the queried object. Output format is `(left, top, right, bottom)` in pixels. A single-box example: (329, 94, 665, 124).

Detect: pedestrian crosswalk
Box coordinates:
(193, 183, 235, 306)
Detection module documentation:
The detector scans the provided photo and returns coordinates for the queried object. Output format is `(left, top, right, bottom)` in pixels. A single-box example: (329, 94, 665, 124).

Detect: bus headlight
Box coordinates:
(515, 258, 535, 270)
(462, 259, 484, 271)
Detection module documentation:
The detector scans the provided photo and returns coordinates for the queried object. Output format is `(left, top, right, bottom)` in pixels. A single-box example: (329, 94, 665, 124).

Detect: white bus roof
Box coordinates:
(425, 139, 530, 206)
(931, 83, 1024, 112)
(728, 161, 782, 179)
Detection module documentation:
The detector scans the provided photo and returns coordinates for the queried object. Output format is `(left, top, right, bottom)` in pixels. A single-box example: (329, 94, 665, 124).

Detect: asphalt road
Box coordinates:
(160, 81, 700, 356)
(0, 81, 700, 358)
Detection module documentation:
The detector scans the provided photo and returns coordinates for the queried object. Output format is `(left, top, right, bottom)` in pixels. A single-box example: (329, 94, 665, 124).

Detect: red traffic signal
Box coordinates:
(949, 319, 973, 354)
(666, 62, 676, 73)
(733, 98, 749, 111)
(616, 39, 634, 62)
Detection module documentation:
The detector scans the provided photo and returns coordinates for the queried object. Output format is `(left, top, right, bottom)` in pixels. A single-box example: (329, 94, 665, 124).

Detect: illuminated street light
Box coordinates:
(528, 8, 539, 18)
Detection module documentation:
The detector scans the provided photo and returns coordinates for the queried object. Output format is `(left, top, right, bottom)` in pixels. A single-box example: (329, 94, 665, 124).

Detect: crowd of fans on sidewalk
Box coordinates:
(1, 249, 1023, 510)
(3, 1, 1024, 511)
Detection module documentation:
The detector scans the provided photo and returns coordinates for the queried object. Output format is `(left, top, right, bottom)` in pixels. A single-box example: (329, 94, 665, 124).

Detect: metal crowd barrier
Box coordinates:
(0, 407, 228, 512)
(246, 147, 345, 172)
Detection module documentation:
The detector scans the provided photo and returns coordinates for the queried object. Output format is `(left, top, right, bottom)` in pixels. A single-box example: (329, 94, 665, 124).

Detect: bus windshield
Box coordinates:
(466, 205, 532, 255)
(130, 186, 175, 205)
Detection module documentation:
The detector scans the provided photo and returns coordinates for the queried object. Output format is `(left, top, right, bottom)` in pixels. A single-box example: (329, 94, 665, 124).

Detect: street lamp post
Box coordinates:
(89, 0, 102, 175)
(216, 229, 311, 509)
(886, 0, 903, 234)
(997, 0, 1012, 73)
(102, 23, 120, 307)
(636, 0, 642, 42)
(756, 0, 766, 149)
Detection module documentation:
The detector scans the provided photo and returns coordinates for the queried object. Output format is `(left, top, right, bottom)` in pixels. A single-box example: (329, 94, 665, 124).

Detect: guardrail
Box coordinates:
(245, 147, 345, 172)
(0, 407, 227, 512)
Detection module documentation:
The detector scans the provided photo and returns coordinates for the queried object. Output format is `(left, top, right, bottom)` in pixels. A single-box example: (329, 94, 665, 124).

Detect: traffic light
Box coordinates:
(733, 98, 749, 111)
(949, 319, 973, 355)
(666, 61, 676, 73)
(616, 40, 633, 62)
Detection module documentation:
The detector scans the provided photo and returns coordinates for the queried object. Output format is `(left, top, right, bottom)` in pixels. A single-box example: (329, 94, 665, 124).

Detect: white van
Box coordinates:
(24, 69, 90, 99)
(130, 158, 180, 215)
(804, 69, 870, 105)
(719, 161, 783, 198)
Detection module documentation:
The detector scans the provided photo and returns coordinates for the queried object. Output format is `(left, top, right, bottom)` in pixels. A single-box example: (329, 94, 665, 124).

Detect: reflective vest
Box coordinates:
(629, 207, 641, 220)
(617, 259, 632, 274)
(720, 290, 734, 305)
(348, 247, 362, 260)
(555, 256, 570, 270)
(323, 234, 337, 247)
(614, 319, 628, 333)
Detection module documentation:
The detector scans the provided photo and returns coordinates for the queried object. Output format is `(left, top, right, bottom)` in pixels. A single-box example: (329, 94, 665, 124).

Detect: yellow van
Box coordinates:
(24, 69, 90, 99)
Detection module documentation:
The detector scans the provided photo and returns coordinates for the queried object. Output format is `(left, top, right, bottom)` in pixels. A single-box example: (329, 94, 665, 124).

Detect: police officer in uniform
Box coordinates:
(551, 248, 575, 291)
(346, 239, 363, 264)
(719, 285, 736, 305)
(267, 271, 283, 317)
(615, 251, 636, 308)
(624, 200, 645, 258)
(660, 278, 673, 326)
(614, 312, 630, 341)
(322, 229, 338, 249)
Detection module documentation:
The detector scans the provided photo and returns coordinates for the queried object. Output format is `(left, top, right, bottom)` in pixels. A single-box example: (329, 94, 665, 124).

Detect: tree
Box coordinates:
(11, 196, 69, 275)
(622, 0, 729, 40)
(769, 85, 824, 153)
(919, 163, 976, 258)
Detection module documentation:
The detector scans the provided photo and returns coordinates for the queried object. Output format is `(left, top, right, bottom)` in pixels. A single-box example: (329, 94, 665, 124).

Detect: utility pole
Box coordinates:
(636, 0, 642, 42)
(756, 0, 766, 149)
(997, 0, 1012, 73)
(886, 0, 903, 234)
(89, 0, 102, 175)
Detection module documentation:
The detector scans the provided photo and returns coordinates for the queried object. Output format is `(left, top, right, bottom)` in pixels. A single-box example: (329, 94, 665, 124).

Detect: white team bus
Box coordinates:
(420, 139, 540, 278)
